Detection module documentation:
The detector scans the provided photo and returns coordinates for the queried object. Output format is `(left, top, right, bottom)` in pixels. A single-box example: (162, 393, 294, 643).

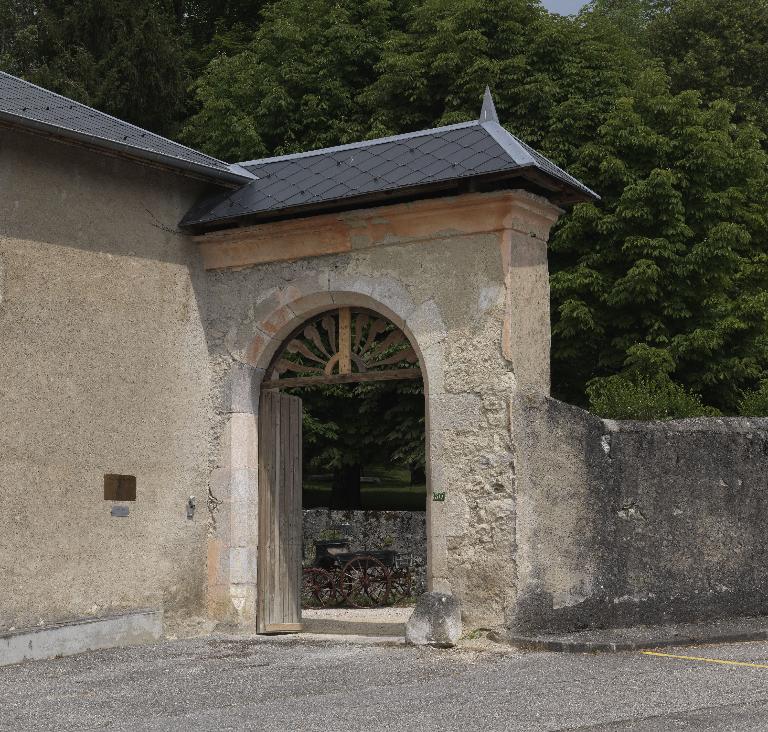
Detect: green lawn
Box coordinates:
(303, 465, 426, 511)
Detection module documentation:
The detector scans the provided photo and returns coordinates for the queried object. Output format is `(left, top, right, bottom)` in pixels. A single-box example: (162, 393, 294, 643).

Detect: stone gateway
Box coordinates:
(2, 72, 767, 645)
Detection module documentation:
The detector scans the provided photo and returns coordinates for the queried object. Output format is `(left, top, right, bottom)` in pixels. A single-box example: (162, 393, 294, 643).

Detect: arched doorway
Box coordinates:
(257, 306, 425, 633)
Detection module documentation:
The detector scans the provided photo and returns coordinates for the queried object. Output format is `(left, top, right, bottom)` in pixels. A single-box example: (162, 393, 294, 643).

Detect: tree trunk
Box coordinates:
(331, 464, 362, 509)
(410, 464, 426, 485)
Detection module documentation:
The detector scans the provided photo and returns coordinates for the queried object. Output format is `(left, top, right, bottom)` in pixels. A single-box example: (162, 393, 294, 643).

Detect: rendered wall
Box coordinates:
(512, 392, 768, 634)
(7, 127, 758, 638)
(0, 127, 214, 630)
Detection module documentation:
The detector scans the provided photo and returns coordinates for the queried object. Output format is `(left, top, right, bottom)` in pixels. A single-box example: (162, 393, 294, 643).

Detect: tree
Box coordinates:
(181, 0, 267, 46)
(362, 0, 549, 136)
(737, 381, 768, 417)
(375, 380, 426, 485)
(299, 380, 425, 509)
(179, 0, 270, 74)
(649, 0, 768, 127)
(7, 0, 768, 419)
(365, 0, 645, 189)
(0, 0, 189, 136)
(586, 344, 721, 418)
(0, 0, 42, 77)
(181, 0, 395, 160)
(550, 67, 768, 413)
(180, 0, 641, 163)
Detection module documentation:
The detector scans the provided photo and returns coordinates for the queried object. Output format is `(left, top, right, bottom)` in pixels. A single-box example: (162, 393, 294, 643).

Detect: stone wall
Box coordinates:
(512, 392, 768, 634)
(303, 509, 427, 593)
(2, 126, 564, 633)
(7, 124, 766, 639)
(0, 127, 214, 630)
(202, 190, 563, 628)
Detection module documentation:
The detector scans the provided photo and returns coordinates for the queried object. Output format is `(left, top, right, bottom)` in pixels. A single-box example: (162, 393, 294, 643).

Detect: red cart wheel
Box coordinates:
(302, 567, 337, 607)
(340, 555, 391, 608)
(390, 568, 414, 603)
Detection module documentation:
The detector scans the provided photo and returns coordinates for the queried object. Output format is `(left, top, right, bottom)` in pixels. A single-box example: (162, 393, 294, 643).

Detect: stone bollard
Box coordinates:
(405, 592, 462, 647)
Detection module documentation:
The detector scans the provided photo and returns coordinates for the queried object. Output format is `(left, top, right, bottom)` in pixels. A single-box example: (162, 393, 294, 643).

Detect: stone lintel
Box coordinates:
(195, 190, 564, 271)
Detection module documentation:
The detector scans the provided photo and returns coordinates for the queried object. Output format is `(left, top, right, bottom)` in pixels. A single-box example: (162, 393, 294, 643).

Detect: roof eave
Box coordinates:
(524, 167, 600, 203)
(180, 167, 598, 232)
(0, 111, 252, 187)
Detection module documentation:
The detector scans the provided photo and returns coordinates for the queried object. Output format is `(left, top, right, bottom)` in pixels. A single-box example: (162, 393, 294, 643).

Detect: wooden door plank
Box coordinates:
(283, 393, 296, 626)
(269, 392, 278, 630)
(257, 390, 303, 634)
(339, 307, 352, 375)
(282, 393, 291, 625)
(268, 392, 277, 629)
(257, 391, 274, 633)
(279, 393, 289, 624)
(289, 395, 302, 625)
(273, 393, 281, 626)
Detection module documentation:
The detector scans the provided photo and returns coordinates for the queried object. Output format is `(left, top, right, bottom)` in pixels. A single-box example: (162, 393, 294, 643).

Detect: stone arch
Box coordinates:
(210, 280, 449, 627)
(241, 277, 446, 377)
(261, 307, 421, 387)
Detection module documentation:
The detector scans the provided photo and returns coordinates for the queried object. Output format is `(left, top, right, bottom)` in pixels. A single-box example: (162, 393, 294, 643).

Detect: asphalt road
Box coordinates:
(3, 634, 768, 731)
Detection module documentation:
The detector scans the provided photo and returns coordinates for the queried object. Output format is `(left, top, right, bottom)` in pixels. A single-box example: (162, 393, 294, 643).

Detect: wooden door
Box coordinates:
(257, 390, 303, 633)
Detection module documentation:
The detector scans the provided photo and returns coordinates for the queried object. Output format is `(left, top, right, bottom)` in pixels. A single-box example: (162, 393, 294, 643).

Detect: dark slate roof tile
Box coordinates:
(308, 177, 341, 196)
(392, 168, 436, 187)
(419, 158, 456, 178)
(180, 95, 598, 228)
(377, 144, 413, 162)
(320, 182, 356, 200)
(413, 136, 452, 155)
(369, 158, 401, 177)
(305, 155, 341, 175)
(0, 71, 251, 185)
(344, 170, 377, 188)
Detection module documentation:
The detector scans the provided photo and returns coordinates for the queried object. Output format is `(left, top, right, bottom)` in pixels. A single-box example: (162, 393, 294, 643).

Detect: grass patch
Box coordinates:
(303, 465, 426, 511)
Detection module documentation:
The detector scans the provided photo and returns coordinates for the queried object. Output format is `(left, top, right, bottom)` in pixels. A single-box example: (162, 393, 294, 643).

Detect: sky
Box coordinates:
(541, 0, 587, 14)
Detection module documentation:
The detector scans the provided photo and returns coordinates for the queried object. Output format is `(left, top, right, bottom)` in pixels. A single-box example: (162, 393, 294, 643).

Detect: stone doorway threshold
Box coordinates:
(301, 607, 413, 637)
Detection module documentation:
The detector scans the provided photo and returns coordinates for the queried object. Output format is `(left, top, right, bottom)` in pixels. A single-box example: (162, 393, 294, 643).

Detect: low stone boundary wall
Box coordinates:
(512, 393, 768, 635)
(0, 609, 163, 666)
(303, 509, 427, 593)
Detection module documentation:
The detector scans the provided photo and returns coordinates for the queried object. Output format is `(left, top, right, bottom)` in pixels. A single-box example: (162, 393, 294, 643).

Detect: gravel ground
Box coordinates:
(4, 634, 768, 731)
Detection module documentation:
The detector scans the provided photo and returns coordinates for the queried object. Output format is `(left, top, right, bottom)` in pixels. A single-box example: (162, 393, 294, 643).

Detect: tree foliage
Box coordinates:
(181, 0, 395, 159)
(297, 380, 425, 508)
(737, 381, 768, 417)
(649, 0, 768, 126)
(0, 0, 189, 135)
(4, 0, 768, 417)
(551, 67, 768, 413)
(586, 343, 721, 419)
(587, 374, 721, 420)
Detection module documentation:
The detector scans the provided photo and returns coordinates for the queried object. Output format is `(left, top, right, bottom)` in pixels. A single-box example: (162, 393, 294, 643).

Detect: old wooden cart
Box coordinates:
(302, 539, 415, 608)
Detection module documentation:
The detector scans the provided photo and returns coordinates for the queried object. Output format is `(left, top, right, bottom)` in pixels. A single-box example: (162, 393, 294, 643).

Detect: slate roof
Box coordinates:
(0, 71, 252, 186)
(181, 89, 597, 229)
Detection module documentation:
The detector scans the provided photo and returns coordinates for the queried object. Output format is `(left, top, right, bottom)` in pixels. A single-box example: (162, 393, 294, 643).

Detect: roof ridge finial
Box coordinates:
(480, 86, 499, 123)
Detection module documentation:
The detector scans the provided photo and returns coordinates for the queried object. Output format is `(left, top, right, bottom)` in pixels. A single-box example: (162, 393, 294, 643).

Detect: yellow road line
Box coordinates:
(641, 651, 768, 669)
